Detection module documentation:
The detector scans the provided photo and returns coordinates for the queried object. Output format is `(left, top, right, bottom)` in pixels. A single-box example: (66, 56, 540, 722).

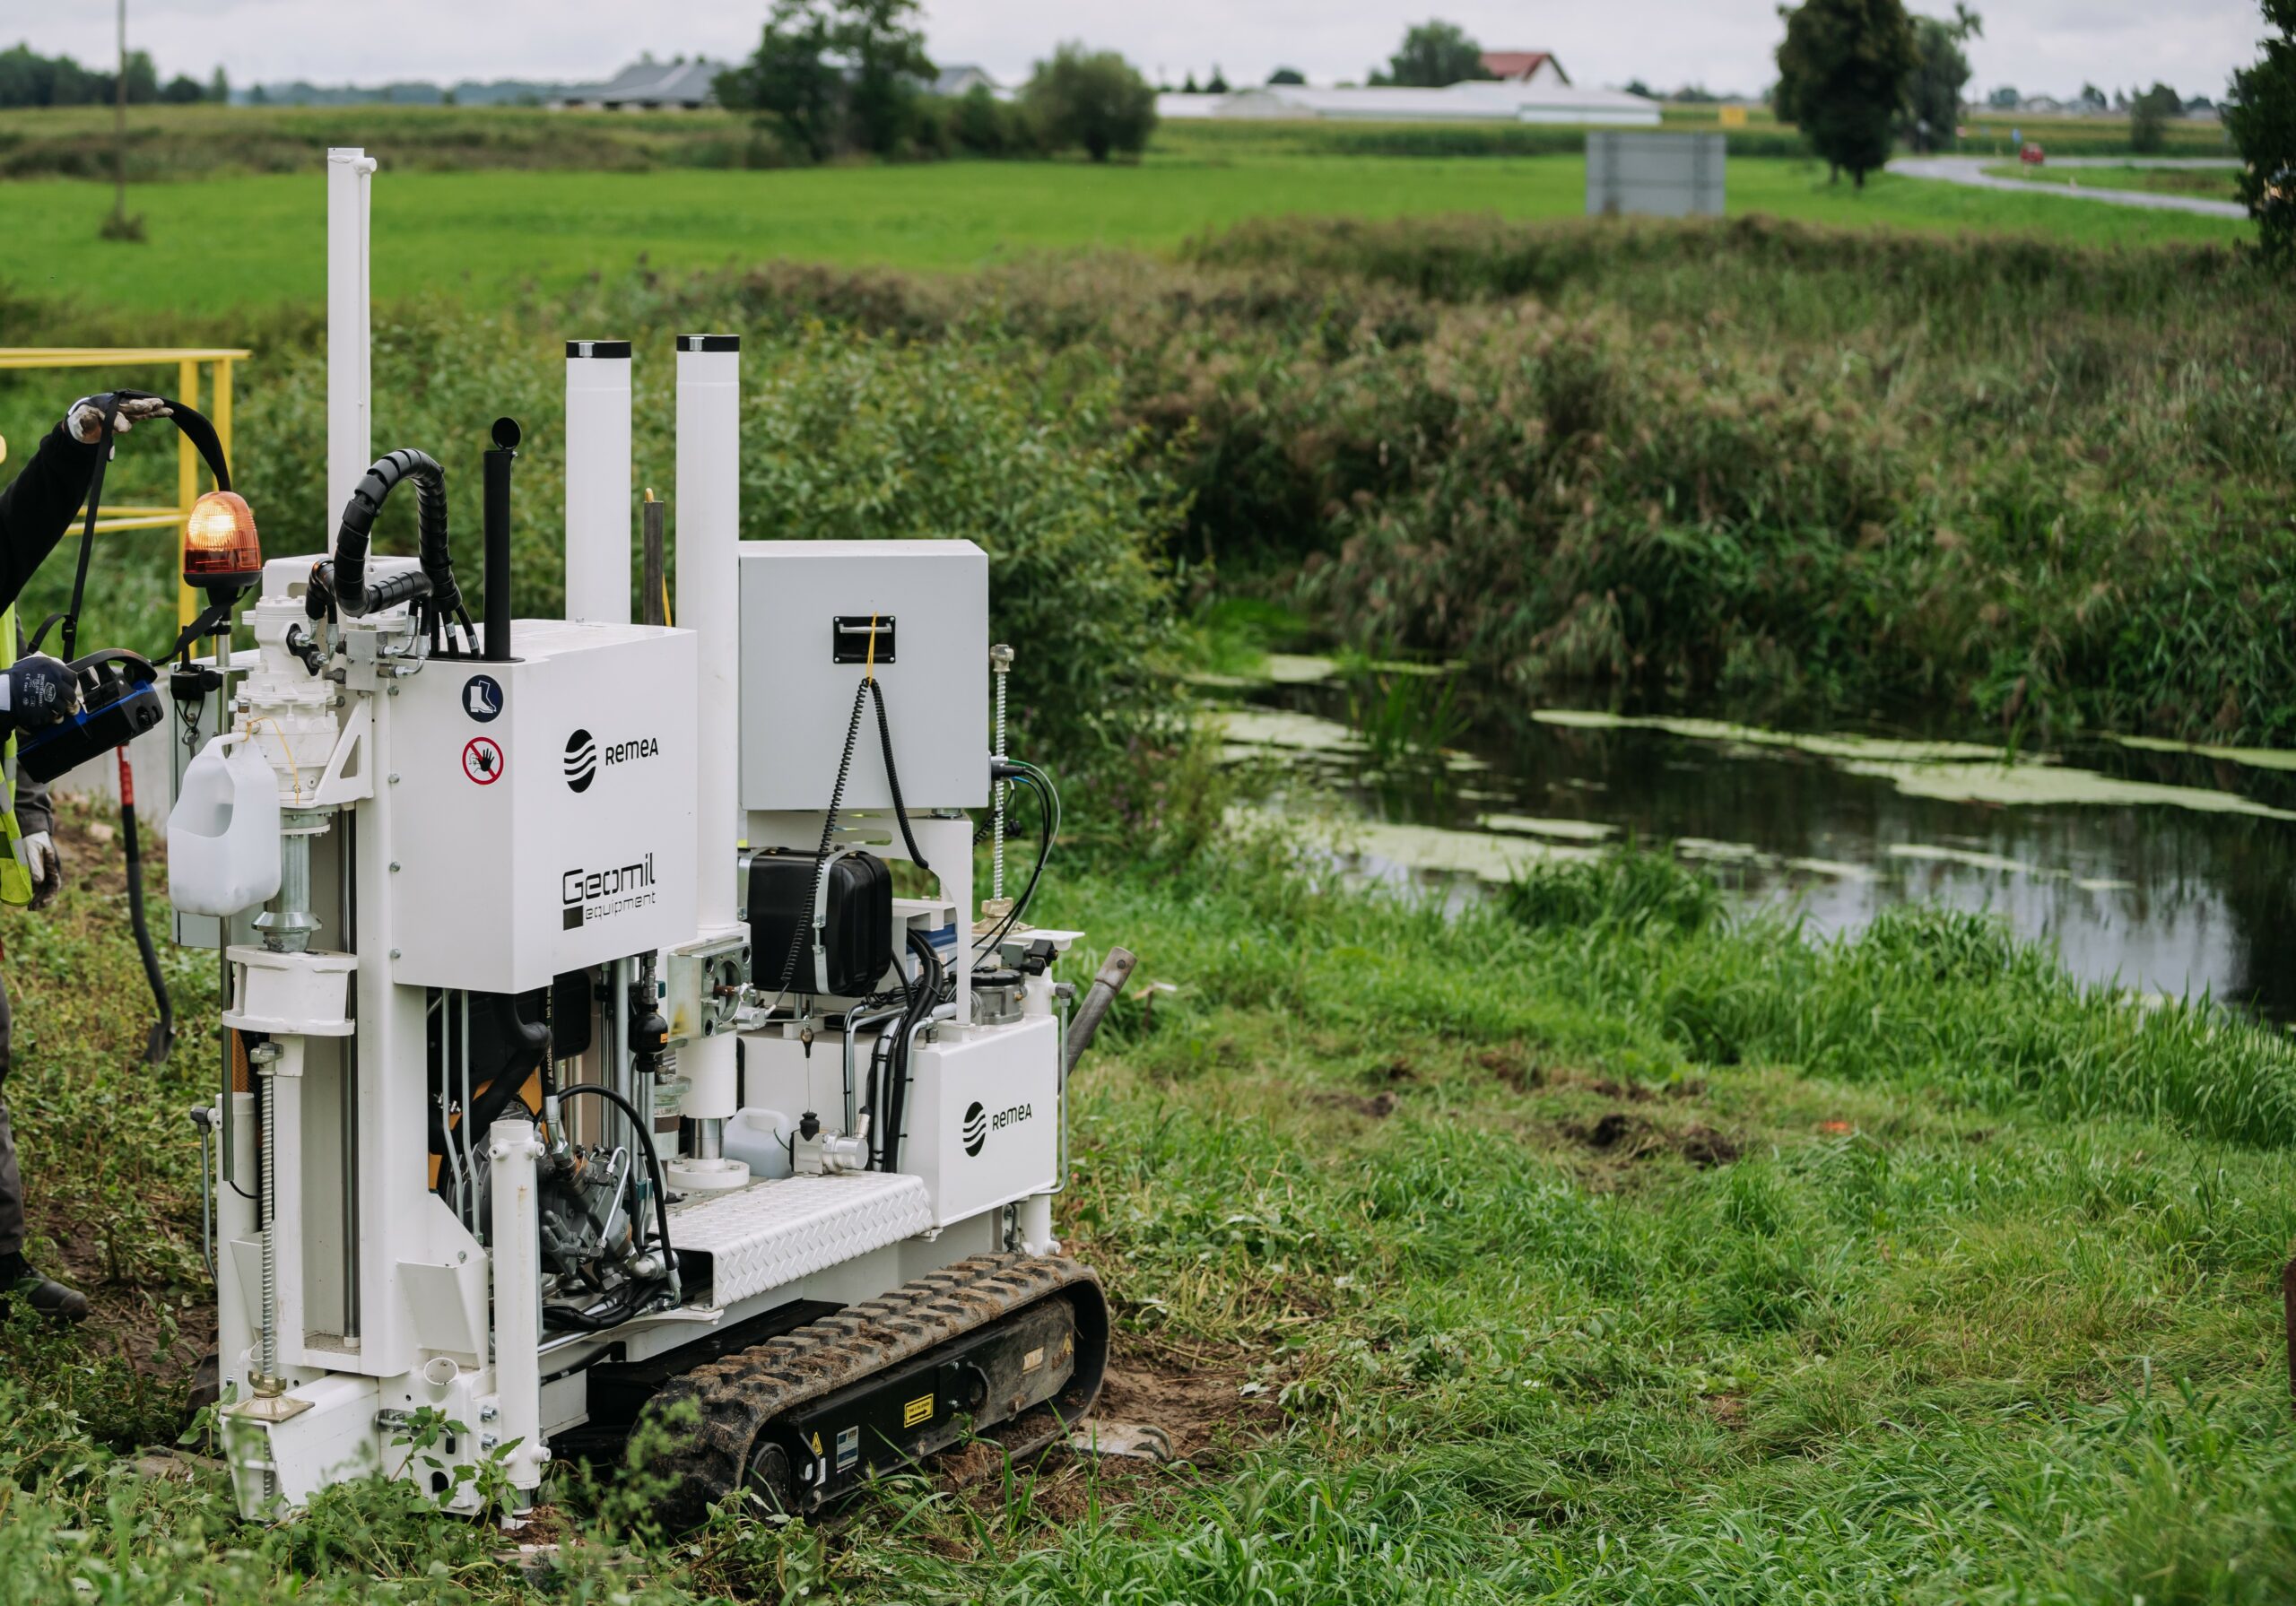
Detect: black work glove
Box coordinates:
(0, 655, 80, 735)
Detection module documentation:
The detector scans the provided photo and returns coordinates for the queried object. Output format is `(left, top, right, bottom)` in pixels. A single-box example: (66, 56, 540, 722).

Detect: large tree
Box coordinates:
(1900, 5, 1979, 152)
(1370, 21, 1492, 88)
(1775, 0, 1919, 186)
(2228, 0, 2296, 260)
(718, 0, 931, 161)
(1024, 43, 1157, 162)
(838, 0, 932, 156)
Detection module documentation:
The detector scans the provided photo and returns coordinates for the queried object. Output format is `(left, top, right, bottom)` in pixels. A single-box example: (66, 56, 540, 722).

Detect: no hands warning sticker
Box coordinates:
(463, 736, 505, 786)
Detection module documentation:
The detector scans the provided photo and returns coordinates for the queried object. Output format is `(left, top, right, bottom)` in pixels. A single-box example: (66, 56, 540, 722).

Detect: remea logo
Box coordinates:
(564, 727, 662, 794)
(961, 1099, 1032, 1158)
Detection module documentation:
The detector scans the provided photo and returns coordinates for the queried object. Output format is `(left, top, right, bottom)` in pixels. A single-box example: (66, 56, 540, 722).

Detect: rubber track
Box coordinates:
(644, 1253, 1105, 1520)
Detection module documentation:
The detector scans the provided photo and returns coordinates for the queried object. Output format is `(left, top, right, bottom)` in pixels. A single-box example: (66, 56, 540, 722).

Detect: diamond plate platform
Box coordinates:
(666, 1172, 933, 1306)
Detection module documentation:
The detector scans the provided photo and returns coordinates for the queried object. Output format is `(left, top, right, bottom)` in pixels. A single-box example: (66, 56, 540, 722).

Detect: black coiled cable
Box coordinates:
(770, 678, 873, 998)
(770, 675, 933, 1000)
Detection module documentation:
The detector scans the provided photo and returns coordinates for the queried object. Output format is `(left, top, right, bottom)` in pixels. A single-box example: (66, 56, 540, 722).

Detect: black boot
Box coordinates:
(0, 1253, 87, 1324)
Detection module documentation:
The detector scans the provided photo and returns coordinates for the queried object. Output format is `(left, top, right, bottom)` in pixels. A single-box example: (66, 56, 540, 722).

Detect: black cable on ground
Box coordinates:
(117, 751, 172, 1065)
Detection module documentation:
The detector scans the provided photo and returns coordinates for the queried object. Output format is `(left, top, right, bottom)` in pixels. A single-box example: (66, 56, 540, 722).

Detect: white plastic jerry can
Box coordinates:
(167, 734, 283, 917)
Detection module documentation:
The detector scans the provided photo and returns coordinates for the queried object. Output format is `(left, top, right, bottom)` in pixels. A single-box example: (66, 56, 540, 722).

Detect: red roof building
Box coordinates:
(1479, 51, 1571, 86)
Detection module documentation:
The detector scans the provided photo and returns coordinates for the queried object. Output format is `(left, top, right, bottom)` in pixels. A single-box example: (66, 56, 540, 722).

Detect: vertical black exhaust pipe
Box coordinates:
(483, 416, 518, 662)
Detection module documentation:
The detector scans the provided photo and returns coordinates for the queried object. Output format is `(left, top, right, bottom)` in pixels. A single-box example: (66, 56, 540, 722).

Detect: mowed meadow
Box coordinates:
(0, 103, 2248, 312)
(0, 100, 2292, 1602)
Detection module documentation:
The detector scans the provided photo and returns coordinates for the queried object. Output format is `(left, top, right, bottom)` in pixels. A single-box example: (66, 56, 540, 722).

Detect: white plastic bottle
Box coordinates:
(168, 735, 283, 917)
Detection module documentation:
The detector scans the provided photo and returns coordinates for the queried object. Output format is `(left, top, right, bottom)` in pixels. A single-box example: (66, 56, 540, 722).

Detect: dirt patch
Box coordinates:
(1088, 1331, 1281, 1463)
(1474, 1045, 1544, 1091)
(1363, 1057, 1418, 1086)
(1703, 1393, 1748, 1430)
(1567, 1112, 1739, 1168)
(1676, 1125, 1740, 1168)
(1587, 1079, 1657, 1104)
(931, 1328, 1280, 1527)
(39, 809, 137, 905)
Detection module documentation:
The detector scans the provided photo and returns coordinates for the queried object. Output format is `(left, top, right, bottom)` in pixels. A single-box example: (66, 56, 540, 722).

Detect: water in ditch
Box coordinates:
(1213, 653, 2296, 1026)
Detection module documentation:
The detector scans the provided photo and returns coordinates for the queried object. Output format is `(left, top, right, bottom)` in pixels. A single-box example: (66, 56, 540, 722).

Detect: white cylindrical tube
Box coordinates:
(564, 341, 633, 623)
(673, 334, 746, 1163)
(486, 1118, 548, 1490)
(325, 149, 376, 514)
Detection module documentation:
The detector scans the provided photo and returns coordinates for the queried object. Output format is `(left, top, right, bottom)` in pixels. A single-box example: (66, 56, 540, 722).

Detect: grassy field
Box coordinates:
(0, 152, 2247, 317)
(1, 814, 2292, 1601)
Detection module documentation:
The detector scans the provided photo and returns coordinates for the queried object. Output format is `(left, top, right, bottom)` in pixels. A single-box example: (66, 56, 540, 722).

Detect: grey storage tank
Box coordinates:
(1586, 132, 1726, 218)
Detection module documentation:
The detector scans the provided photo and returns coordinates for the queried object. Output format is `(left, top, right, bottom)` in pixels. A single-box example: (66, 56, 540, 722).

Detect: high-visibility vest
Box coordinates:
(0, 606, 39, 907)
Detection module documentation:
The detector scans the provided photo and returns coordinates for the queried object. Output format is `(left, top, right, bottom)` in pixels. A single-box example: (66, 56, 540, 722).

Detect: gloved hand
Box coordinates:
(21, 832, 61, 911)
(0, 655, 80, 734)
(65, 395, 173, 447)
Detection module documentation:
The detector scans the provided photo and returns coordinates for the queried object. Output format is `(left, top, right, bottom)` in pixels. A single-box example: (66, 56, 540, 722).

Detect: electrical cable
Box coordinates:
(770, 677, 872, 1001)
(973, 760, 1058, 956)
(868, 678, 929, 872)
(877, 926, 945, 1173)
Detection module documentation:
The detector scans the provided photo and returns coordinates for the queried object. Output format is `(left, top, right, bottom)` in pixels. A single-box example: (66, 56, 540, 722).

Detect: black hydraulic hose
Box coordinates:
(117, 751, 172, 1065)
(332, 449, 459, 619)
(61, 392, 230, 663)
(867, 678, 929, 872)
(551, 1081, 676, 1281)
(880, 926, 943, 1173)
(976, 761, 1057, 956)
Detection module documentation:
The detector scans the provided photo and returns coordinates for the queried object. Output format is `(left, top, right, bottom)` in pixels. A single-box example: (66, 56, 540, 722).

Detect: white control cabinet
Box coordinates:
(388, 620, 699, 994)
(737, 541, 989, 812)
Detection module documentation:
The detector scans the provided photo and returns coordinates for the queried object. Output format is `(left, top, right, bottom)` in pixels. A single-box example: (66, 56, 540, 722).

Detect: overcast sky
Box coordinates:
(4, 1, 2269, 102)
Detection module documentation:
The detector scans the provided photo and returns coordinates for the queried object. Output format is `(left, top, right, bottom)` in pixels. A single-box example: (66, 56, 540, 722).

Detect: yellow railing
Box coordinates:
(0, 347, 250, 630)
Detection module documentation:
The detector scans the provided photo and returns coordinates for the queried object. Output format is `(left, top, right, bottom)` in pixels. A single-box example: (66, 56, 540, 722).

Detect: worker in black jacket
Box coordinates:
(0, 394, 170, 1321)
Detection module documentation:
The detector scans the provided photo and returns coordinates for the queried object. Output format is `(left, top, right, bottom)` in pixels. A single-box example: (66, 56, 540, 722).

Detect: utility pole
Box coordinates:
(100, 0, 143, 239)
(101, 0, 144, 239)
(113, 0, 126, 228)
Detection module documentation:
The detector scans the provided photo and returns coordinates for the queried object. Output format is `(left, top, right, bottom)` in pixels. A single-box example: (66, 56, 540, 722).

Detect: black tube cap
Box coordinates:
(565, 340, 631, 359)
(676, 334, 740, 352)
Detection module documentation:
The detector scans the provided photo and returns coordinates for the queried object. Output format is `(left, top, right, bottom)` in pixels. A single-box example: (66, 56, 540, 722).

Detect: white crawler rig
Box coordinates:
(170, 150, 1126, 1520)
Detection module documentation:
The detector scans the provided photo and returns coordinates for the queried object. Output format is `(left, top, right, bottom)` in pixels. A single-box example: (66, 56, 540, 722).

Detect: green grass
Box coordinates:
(1980, 161, 2244, 199)
(0, 152, 2247, 317)
(2, 828, 2293, 1600)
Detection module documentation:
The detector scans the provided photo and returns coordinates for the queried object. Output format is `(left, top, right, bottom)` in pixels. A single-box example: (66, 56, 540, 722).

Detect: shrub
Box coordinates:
(1023, 43, 1157, 162)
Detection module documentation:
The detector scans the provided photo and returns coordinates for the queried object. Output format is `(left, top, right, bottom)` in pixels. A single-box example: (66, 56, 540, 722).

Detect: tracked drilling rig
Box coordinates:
(164, 151, 1124, 1520)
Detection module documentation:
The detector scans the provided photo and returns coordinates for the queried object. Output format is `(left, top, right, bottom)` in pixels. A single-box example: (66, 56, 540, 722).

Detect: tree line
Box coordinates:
(714, 0, 1155, 163)
(0, 42, 223, 108)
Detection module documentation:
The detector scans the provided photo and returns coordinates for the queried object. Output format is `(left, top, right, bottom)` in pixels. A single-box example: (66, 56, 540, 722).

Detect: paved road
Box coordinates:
(1890, 155, 2247, 219)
